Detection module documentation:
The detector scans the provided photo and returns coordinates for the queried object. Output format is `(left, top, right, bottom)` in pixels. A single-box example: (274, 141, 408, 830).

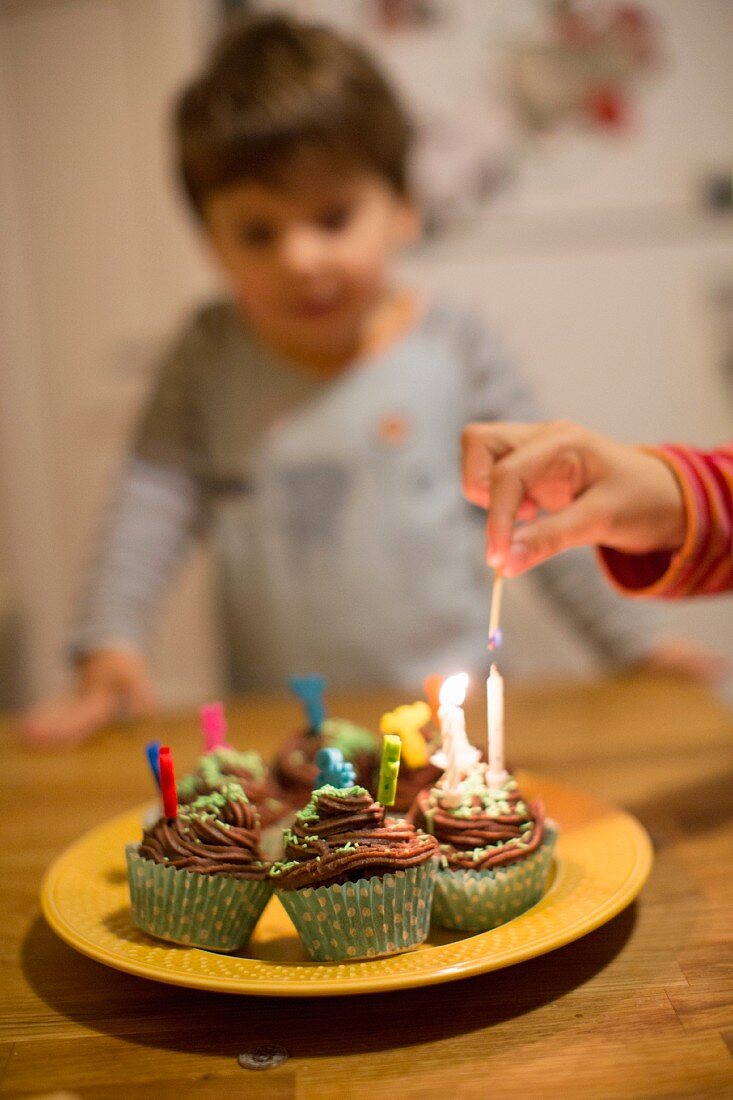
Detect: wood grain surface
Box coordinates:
(2, 672, 732, 1099)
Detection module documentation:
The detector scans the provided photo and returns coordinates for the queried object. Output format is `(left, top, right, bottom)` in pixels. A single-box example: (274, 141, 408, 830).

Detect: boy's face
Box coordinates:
(202, 153, 419, 369)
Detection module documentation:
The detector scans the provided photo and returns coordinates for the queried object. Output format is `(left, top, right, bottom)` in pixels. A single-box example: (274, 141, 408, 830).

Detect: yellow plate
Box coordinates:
(41, 772, 652, 997)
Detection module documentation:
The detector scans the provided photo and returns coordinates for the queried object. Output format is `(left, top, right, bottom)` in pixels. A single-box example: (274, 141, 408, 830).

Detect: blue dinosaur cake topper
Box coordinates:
(289, 674, 327, 734)
(314, 747, 356, 791)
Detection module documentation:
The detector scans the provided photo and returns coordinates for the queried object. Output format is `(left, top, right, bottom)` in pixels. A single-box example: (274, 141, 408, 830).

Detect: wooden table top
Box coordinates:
(2, 671, 732, 1099)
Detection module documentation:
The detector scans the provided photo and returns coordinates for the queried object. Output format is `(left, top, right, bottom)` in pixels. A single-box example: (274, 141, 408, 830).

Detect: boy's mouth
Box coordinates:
(291, 292, 348, 319)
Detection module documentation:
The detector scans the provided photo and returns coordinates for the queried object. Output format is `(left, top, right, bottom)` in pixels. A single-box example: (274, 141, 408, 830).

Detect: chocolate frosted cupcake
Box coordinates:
(178, 747, 289, 828)
(273, 719, 379, 808)
(391, 758, 443, 814)
(409, 768, 557, 932)
(126, 782, 272, 951)
(272, 785, 438, 961)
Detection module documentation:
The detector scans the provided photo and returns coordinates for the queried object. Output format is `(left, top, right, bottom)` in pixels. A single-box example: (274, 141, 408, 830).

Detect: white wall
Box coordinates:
(0, 0, 222, 704)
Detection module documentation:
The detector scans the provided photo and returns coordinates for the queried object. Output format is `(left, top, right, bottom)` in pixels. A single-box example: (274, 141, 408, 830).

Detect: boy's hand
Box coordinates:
(461, 420, 686, 576)
(21, 649, 157, 749)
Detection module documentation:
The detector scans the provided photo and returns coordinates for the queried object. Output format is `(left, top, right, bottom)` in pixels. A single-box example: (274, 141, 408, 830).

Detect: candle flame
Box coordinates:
(439, 672, 469, 709)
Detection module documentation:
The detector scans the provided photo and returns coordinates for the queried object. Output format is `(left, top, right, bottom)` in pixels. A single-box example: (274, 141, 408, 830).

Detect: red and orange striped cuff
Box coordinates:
(598, 444, 733, 599)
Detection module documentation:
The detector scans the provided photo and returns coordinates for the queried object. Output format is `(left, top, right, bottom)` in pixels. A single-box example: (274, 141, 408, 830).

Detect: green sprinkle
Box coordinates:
(176, 773, 201, 799)
(198, 746, 267, 782)
(295, 783, 369, 826)
(180, 781, 247, 822)
(269, 860, 300, 877)
(321, 718, 376, 758)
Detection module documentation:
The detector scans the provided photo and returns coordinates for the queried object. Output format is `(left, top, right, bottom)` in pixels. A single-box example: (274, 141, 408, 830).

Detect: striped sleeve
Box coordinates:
(598, 444, 733, 598)
(68, 457, 204, 658)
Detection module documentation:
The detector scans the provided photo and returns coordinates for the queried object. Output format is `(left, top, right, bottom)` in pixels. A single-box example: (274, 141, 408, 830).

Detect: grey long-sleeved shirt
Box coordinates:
(71, 299, 658, 690)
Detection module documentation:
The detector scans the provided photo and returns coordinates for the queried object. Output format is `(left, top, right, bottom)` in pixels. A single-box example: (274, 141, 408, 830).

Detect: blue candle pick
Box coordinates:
(314, 747, 356, 790)
(488, 627, 503, 651)
(289, 674, 327, 735)
(145, 740, 161, 790)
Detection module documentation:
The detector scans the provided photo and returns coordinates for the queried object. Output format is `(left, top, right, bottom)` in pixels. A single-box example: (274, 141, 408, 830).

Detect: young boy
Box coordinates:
(23, 15, 704, 746)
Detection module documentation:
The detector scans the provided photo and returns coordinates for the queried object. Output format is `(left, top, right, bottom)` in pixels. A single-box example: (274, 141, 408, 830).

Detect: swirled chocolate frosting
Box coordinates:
(178, 747, 289, 827)
(271, 785, 438, 890)
(273, 722, 378, 808)
(392, 761, 443, 813)
(139, 784, 269, 880)
(408, 769, 546, 872)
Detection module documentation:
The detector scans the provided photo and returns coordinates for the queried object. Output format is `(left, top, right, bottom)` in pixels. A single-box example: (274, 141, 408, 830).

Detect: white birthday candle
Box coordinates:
(486, 663, 507, 787)
(437, 673, 480, 802)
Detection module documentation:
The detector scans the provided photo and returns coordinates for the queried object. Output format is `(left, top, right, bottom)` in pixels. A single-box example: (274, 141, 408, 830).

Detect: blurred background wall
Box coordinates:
(0, 0, 731, 709)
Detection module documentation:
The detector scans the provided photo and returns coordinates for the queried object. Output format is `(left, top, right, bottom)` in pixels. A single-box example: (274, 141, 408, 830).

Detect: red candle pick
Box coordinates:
(158, 745, 178, 819)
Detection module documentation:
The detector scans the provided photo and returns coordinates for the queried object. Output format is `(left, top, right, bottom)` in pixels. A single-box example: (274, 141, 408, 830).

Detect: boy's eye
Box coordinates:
(237, 222, 275, 247)
(316, 204, 353, 232)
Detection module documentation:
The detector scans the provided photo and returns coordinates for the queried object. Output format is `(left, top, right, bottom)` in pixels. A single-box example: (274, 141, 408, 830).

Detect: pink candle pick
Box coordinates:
(200, 701, 227, 751)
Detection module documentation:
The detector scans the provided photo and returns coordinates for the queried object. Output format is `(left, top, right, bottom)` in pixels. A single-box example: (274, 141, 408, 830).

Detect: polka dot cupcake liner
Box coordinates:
(126, 844, 272, 952)
(276, 860, 438, 962)
(430, 822, 558, 932)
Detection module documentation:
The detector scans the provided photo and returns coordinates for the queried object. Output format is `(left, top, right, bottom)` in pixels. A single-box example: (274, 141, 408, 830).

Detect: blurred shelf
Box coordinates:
(414, 205, 733, 262)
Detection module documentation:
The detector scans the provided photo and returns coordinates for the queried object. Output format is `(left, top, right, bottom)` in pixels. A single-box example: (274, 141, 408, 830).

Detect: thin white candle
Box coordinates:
(486, 663, 507, 787)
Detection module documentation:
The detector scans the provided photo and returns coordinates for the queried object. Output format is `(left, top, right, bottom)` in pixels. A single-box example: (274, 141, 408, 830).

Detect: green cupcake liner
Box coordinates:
(126, 844, 272, 952)
(276, 860, 437, 962)
(430, 823, 558, 932)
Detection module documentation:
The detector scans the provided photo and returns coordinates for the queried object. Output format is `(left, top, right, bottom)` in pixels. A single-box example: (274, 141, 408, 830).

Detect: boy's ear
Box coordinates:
(395, 199, 423, 245)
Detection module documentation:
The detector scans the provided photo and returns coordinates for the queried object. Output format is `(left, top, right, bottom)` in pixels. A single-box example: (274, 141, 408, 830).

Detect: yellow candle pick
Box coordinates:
(379, 702, 431, 769)
(377, 734, 402, 806)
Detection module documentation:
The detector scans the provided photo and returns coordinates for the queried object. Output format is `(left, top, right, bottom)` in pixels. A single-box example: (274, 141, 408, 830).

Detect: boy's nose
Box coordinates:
(279, 226, 328, 276)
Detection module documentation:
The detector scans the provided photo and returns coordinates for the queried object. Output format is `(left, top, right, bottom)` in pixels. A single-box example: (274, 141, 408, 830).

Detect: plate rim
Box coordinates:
(41, 774, 653, 997)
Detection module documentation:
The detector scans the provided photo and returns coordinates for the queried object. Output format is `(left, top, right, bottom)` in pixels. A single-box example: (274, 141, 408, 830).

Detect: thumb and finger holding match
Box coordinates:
(462, 421, 599, 576)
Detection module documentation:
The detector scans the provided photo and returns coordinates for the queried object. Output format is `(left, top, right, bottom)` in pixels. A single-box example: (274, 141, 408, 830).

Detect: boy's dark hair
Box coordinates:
(175, 14, 412, 216)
